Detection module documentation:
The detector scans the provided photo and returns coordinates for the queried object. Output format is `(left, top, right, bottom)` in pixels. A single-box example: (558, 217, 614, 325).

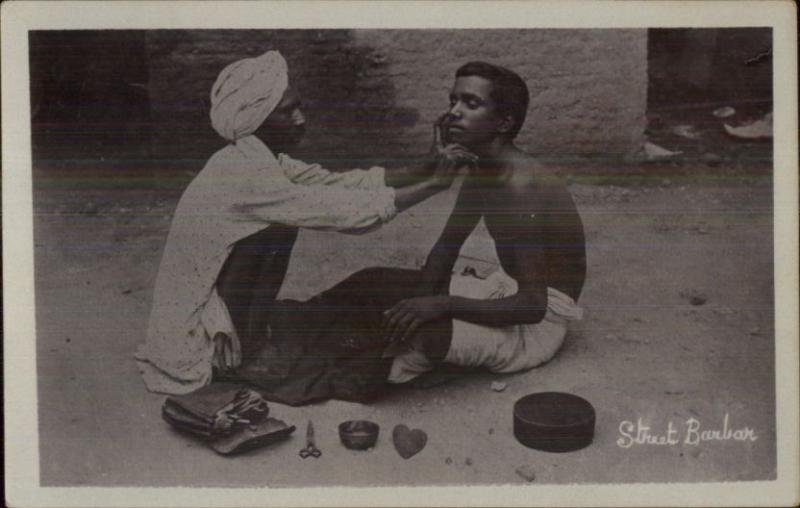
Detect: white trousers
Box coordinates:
(388, 270, 584, 383)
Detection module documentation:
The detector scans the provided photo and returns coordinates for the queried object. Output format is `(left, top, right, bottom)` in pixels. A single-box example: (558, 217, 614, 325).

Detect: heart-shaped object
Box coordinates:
(392, 424, 427, 459)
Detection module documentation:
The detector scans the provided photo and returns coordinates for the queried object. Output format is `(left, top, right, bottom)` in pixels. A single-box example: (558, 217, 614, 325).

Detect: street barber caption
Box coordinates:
(616, 413, 758, 448)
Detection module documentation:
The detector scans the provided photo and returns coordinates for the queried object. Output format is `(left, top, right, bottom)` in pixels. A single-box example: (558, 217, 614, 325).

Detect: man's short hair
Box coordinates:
(455, 61, 530, 140)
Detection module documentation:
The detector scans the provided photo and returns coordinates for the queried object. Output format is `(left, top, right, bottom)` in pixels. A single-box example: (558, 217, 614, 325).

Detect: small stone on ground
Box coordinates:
(515, 465, 536, 482)
(491, 381, 507, 392)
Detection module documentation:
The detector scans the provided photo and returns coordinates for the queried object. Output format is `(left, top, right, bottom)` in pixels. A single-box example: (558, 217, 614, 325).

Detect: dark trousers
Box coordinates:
(216, 225, 298, 360)
(216, 230, 450, 405)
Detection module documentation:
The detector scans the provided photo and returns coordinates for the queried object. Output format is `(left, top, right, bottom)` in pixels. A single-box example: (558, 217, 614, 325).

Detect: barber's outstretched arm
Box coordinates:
(233, 146, 472, 235)
(391, 146, 473, 213)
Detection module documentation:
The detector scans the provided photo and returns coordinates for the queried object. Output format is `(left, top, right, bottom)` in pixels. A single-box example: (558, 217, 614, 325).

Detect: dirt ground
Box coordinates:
(32, 163, 776, 487)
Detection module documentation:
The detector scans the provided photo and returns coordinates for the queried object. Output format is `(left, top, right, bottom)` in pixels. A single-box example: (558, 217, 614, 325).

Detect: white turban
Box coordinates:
(209, 50, 289, 142)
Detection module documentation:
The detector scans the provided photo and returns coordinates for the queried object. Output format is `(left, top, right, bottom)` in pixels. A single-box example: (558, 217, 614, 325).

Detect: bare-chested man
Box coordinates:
(382, 61, 587, 382)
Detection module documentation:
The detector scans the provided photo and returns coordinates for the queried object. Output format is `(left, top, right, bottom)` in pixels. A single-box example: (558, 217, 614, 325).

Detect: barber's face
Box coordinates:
(443, 76, 504, 147)
(257, 86, 307, 150)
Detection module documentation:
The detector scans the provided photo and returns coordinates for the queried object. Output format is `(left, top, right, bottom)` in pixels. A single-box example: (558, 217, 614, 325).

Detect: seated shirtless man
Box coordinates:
(380, 61, 588, 382)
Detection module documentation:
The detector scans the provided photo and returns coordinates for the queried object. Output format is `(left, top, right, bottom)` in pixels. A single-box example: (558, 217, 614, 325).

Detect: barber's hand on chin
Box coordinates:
(383, 295, 450, 345)
(432, 144, 476, 186)
(427, 117, 477, 188)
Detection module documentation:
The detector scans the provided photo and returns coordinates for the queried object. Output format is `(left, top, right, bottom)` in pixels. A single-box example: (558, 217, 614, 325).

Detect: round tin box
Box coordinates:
(513, 392, 595, 452)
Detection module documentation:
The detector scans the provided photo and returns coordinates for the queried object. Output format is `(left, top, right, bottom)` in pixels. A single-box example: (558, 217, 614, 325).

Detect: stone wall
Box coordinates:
(145, 29, 647, 169)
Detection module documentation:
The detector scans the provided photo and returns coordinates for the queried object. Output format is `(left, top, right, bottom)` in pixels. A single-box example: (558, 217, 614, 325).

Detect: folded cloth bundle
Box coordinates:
(162, 382, 295, 455)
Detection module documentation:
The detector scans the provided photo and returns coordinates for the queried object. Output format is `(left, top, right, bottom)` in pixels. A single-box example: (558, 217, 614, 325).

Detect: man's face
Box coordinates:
(443, 75, 504, 147)
(257, 86, 307, 150)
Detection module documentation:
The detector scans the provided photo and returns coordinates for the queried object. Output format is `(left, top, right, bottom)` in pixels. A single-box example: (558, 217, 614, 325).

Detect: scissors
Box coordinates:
(299, 420, 322, 459)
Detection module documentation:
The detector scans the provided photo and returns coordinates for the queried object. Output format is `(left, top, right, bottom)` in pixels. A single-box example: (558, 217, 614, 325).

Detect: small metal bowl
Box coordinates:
(339, 420, 379, 450)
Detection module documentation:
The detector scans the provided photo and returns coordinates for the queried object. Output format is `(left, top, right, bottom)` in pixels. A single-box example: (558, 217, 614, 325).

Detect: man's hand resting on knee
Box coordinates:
(383, 295, 450, 344)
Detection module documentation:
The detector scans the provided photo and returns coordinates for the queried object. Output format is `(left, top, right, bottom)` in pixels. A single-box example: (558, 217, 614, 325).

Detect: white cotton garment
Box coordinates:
(388, 269, 584, 383)
(135, 135, 396, 394)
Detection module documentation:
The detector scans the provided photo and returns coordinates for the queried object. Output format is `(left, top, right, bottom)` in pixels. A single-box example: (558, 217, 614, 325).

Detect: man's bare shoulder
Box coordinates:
(506, 151, 542, 185)
(506, 151, 570, 198)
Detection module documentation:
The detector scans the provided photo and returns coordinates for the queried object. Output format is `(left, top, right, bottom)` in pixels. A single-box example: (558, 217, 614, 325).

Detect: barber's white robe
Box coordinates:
(135, 135, 395, 394)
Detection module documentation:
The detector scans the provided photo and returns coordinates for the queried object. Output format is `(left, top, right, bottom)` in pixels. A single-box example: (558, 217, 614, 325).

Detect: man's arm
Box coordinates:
(382, 182, 482, 342)
(384, 202, 550, 344)
(383, 245, 548, 343)
(381, 152, 444, 188)
(392, 170, 456, 214)
(386, 142, 477, 214)
(279, 153, 430, 191)
(231, 142, 473, 234)
(417, 181, 482, 295)
(444, 242, 549, 326)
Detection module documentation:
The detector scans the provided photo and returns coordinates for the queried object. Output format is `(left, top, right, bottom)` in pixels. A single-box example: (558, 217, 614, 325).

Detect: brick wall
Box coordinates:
(145, 29, 647, 169)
